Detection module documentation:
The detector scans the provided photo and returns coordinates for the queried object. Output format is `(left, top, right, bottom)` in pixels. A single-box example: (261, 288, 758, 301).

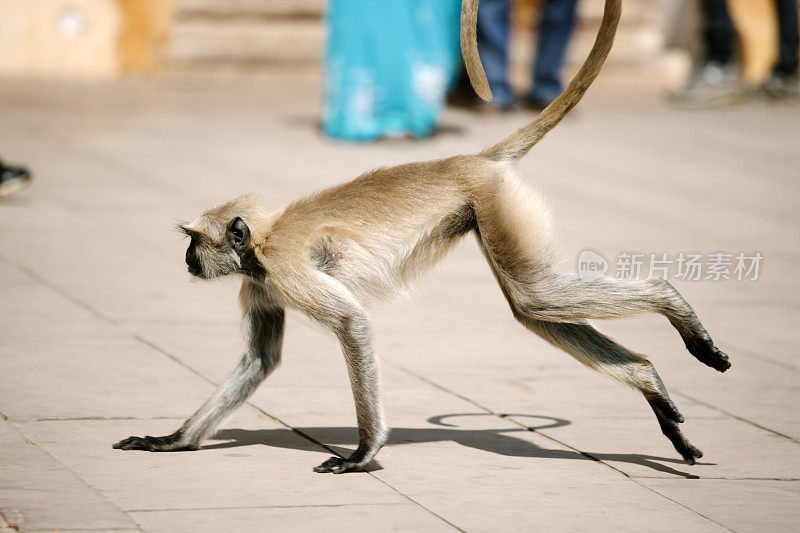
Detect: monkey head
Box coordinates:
(179, 195, 262, 279)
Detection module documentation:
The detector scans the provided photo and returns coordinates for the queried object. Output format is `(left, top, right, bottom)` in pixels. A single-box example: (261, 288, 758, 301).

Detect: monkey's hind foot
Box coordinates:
(654, 413, 703, 465)
(313, 456, 370, 474)
(113, 433, 198, 452)
(684, 337, 731, 373)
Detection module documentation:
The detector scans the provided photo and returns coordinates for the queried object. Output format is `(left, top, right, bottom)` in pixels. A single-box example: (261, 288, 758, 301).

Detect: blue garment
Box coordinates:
(531, 0, 580, 102)
(323, 0, 462, 141)
(475, 0, 514, 107)
(476, 0, 579, 107)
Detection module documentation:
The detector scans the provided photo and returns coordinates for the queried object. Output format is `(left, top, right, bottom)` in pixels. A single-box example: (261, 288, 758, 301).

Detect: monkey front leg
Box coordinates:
(314, 314, 388, 474)
(113, 352, 272, 451)
(114, 307, 285, 452)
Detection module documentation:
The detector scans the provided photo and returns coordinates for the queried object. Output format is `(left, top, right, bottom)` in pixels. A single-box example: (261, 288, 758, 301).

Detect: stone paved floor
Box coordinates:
(0, 72, 798, 532)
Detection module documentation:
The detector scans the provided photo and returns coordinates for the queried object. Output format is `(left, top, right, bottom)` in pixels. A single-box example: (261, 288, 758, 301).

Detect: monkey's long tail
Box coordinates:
(477, 0, 622, 161)
(460, 0, 493, 102)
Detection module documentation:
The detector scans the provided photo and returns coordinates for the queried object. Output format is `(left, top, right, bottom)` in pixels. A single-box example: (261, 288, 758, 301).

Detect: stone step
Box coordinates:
(174, 0, 324, 18)
(168, 19, 322, 66)
(167, 0, 661, 69)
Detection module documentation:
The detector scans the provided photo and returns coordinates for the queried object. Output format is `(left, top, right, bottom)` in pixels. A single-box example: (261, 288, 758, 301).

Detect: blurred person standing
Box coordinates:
(323, 0, 463, 141)
(471, 0, 580, 110)
(671, 0, 799, 105)
(670, 0, 741, 106)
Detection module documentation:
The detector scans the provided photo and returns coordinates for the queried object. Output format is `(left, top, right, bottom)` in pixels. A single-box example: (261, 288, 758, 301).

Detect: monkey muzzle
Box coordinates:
(185, 241, 203, 277)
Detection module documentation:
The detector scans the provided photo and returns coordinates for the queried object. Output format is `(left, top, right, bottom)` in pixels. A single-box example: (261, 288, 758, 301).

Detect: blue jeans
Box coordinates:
(476, 0, 579, 107)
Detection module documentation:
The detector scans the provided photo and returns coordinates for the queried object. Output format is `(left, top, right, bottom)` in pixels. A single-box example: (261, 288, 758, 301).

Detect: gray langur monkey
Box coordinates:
(114, 0, 730, 473)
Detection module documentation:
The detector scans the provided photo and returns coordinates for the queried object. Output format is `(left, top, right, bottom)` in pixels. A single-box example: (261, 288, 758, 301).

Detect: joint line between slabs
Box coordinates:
(673, 390, 799, 445)
(126, 502, 411, 513)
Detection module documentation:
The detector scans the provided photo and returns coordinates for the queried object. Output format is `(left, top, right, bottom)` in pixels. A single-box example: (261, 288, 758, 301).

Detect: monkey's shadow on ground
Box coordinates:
(206, 413, 710, 478)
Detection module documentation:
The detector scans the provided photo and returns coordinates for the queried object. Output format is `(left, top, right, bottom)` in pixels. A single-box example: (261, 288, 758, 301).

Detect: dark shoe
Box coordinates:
(0, 160, 32, 198)
(668, 62, 744, 108)
(448, 82, 519, 111)
(760, 71, 800, 99)
(475, 99, 517, 114)
(449, 89, 517, 113)
(447, 85, 482, 109)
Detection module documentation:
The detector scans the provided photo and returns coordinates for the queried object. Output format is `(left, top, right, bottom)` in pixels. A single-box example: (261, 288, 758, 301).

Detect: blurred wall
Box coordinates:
(117, 0, 175, 72)
(0, 0, 172, 77)
(166, 0, 666, 72)
(168, 0, 324, 69)
(0, 0, 791, 83)
(0, 0, 121, 77)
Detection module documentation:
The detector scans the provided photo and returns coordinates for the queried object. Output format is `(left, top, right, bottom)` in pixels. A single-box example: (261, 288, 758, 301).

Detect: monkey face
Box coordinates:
(180, 216, 250, 279)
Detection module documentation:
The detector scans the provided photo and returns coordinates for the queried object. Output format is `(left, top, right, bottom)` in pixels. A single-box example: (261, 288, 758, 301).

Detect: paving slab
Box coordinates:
(0, 282, 214, 422)
(13, 411, 408, 512)
(128, 504, 456, 533)
(0, 419, 138, 532)
(369, 433, 726, 532)
(526, 415, 800, 480)
(637, 479, 800, 533)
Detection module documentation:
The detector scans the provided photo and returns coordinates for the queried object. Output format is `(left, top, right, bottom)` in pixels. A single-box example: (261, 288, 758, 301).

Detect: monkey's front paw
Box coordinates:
(112, 434, 197, 452)
(313, 456, 368, 474)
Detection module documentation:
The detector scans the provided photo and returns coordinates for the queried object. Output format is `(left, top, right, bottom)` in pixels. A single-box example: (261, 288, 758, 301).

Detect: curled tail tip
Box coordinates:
(462, 48, 493, 102)
(473, 80, 493, 102)
(463, 56, 493, 101)
(463, 50, 492, 101)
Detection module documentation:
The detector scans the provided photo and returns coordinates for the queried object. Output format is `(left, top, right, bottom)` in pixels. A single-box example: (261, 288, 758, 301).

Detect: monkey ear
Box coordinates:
(226, 217, 251, 252)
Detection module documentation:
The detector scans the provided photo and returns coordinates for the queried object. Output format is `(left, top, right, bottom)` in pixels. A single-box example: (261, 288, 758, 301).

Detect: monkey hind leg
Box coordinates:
(521, 317, 703, 464)
(659, 280, 731, 373)
(648, 401, 703, 465)
(515, 273, 732, 373)
(471, 206, 729, 372)
(470, 171, 729, 373)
